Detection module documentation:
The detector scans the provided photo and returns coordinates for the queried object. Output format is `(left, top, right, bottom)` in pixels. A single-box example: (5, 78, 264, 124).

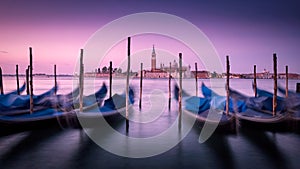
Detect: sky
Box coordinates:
(0, 0, 300, 74)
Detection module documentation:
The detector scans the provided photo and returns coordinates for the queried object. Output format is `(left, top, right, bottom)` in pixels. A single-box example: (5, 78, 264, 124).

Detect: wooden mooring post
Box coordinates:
(126, 37, 131, 133)
(168, 62, 171, 111)
(226, 55, 230, 116)
(29, 47, 34, 114)
(0, 67, 3, 94)
(109, 61, 112, 98)
(195, 62, 198, 97)
(26, 66, 29, 95)
(54, 64, 57, 95)
(273, 53, 277, 116)
(253, 65, 257, 97)
(178, 53, 183, 130)
(285, 65, 288, 98)
(139, 63, 143, 110)
(16, 65, 20, 95)
(79, 49, 84, 112)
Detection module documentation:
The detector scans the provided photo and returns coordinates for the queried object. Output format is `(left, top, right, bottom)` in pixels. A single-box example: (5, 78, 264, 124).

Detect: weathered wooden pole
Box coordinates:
(54, 64, 57, 95)
(273, 53, 277, 116)
(226, 55, 230, 116)
(253, 65, 257, 97)
(26, 66, 29, 95)
(53, 64, 58, 109)
(178, 53, 183, 129)
(126, 37, 131, 133)
(79, 49, 84, 112)
(109, 61, 113, 98)
(139, 63, 143, 110)
(29, 47, 34, 114)
(26, 67, 29, 95)
(195, 62, 198, 97)
(168, 62, 172, 111)
(16, 65, 20, 95)
(0, 67, 3, 94)
(285, 65, 288, 98)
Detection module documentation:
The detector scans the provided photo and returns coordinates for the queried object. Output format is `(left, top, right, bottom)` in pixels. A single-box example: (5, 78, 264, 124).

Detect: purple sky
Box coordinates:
(0, 0, 299, 74)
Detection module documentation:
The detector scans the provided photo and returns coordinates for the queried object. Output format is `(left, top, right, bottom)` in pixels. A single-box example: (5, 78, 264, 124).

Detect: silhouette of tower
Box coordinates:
(151, 45, 156, 71)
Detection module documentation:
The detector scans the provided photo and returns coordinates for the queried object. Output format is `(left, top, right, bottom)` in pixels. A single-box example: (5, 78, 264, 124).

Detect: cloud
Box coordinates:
(0, 50, 8, 54)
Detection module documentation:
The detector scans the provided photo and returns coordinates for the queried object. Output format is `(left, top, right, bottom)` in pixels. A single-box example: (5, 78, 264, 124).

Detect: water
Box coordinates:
(0, 77, 300, 169)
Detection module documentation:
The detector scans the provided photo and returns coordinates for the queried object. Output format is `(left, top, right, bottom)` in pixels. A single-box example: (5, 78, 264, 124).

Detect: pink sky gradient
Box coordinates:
(1, 0, 299, 74)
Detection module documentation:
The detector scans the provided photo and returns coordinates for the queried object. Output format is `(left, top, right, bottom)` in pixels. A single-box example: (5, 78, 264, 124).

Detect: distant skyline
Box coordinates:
(1, 0, 300, 74)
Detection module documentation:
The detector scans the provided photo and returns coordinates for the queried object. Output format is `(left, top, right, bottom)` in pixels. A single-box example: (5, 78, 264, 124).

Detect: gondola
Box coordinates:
(0, 83, 107, 116)
(0, 107, 75, 135)
(278, 86, 300, 131)
(0, 83, 109, 134)
(54, 82, 107, 111)
(174, 83, 238, 131)
(76, 86, 135, 128)
(0, 82, 26, 95)
(229, 87, 288, 131)
(0, 85, 58, 115)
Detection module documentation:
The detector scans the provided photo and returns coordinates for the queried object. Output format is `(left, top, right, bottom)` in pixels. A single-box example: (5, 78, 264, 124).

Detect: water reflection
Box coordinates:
(0, 125, 299, 169)
(205, 133, 236, 169)
(0, 128, 62, 168)
(240, 128, 290, 169)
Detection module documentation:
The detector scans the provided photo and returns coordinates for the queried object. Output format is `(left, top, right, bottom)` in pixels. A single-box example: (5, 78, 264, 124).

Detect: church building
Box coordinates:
(142, 45, 192, 78)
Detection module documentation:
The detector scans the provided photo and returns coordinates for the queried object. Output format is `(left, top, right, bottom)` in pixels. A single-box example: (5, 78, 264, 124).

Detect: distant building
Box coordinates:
(191, 70, 210, 79)
(263, 69, 271, 79)
(151, 45, 156, 72)
(278, 73, 300, 79)
(142, 45, 192, 78)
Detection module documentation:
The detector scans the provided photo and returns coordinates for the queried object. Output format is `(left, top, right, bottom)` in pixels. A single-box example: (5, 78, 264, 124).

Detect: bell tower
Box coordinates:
(151, 45, 156, 71)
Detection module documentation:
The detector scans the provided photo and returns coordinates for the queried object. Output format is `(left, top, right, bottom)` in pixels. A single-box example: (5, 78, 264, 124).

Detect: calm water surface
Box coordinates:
(0, 77, 299, 169)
